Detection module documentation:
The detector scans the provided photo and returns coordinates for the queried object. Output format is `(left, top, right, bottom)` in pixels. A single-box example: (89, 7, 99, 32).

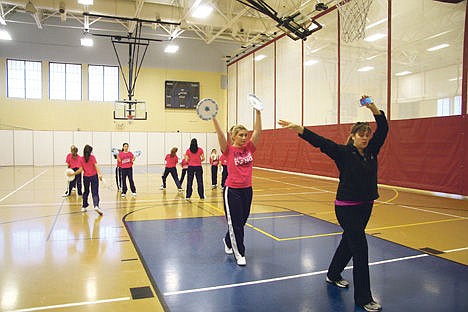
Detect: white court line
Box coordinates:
(444, 247, 468, 253)
(398, 204, 468, 220)
(257, 173, 468, 220)
(0, 169, 49, 203)
(255, 191, 326, 197)
(255, 176, 334, 194)
(163, 254, 428, 296)
(10, 297, 130, 312)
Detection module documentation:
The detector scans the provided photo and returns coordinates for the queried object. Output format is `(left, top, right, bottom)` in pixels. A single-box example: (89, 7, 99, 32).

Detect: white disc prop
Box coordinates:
(134, 150, 142, 158)
(111, 147, 119, 156)
(65, 168, 75, 182)
(196, 98, 219, 120)
(248, 93, 264, 111)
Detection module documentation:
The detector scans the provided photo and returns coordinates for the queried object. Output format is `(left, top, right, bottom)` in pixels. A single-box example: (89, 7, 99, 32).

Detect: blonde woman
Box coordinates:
(212, 108, 261, 266)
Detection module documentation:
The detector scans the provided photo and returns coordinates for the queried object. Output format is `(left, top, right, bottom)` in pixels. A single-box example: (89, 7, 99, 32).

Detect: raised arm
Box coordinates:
(250, 109, 262, 146)
(212, 117, 228, 153)
(277, 120, 304, 135)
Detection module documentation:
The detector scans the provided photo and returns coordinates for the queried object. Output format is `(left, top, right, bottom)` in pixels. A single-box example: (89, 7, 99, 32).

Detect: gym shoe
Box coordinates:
(326, 276, 350, 288)
(121, 193, 126, 198)
(81, 207, 87, 212)
(362, 301, 382, 312)
(223, 238, 233, 255)
(94, 206, 103, 216)
(160, 185, 165, 190)
(237, 256, 246, 266)
(132, 193, 137, 197)
(62, 191, 70, 197)
(178, 188, 184, 192)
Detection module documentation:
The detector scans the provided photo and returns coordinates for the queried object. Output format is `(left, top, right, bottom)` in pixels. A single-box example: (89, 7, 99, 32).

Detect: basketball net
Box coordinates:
(337, 0, 373, 43)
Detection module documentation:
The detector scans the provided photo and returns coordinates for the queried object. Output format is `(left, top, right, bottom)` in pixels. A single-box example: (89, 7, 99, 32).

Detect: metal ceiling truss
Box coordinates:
(82, 12, 180, 101)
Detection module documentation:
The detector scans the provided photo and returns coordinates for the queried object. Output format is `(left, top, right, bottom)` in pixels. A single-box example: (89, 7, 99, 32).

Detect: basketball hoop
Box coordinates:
(336, 0, 374, 43)
(127, 114, 134, 120)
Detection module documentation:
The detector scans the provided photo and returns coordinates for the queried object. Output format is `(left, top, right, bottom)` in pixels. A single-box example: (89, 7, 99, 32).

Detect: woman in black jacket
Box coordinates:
(278, 97, 388, 312)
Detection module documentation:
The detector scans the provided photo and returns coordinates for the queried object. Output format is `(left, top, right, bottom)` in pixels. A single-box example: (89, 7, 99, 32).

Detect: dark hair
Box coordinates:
(170, 147, 178, 157)
(189, 138, 198, 154)
(71, 146, 78, 158)
(122, 143, 129, 148)
(346, 122, 372, 145)
(83, 145, 93, 162)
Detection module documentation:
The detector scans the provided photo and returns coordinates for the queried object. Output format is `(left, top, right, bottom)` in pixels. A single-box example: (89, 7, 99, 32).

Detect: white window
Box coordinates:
(436, 98, 450, 116)
(88, 65, 119, 101)
(453, 95, 461, 115)
(7, 59, 42, 99)
(49, 63, 82, 100)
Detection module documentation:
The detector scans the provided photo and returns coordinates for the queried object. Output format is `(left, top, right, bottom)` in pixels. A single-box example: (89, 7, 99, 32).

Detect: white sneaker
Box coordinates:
(178, 188, 184, 192)
(81, 207, 87, 212)
(94, 206, 103, 216)
(236, 256, 246, 266)
(62, 191, 70, 197)
(132, 193, 137, 197)
(121, 193, 126, 198)
(326, 276, 350, 288)
(363, 301, 382, 312)
(223, 238, 233, 255)
(160, 185, 165, 190)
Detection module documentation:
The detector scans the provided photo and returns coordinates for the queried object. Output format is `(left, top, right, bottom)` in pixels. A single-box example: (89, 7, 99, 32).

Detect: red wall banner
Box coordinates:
(254, 115, 468, 196)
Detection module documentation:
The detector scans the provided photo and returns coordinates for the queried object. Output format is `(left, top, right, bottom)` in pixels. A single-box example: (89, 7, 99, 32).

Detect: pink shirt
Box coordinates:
(225, 141, 256, 188)
(181, 159, 189, 169)
(219, 154, 228, 166)
(210, 154, 219, 166)
(79, 155, 98, 177)
(66, 153, 81, 169)
(165, 154, 179, 168)
(119, 151, 134, 169)
(186, 148, 204, 166)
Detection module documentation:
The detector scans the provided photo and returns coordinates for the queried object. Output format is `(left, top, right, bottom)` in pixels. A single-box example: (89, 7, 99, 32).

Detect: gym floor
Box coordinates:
(0, 165, 467, 311)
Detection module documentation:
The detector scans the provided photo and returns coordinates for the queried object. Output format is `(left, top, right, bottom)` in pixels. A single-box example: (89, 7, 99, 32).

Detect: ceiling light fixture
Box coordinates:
(254, 54, 266, 61)
(426, 43, 449, 52)
(80, 31, 93, 46)
(358, 66, 374, 72)
(192, 4, 213, 18)
(395, 71, 412, 76)
(364, 33, 387, 42)
(0, 29, 12, 40)
(366, 18, 387, 30)
(78, 0, 94, 5)
(304, 59, 319, 66)
(165, 44, 179, 53)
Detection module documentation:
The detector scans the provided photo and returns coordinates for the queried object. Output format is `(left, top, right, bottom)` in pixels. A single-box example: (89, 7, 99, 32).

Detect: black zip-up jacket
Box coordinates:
(299, 111, 388, 201)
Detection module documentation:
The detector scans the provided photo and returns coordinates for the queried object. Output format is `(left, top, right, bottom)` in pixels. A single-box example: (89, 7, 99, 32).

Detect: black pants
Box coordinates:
(221, 165, 228, 187)
(211, 165, 218, 186)
(68, 167, 82, 195)
(327, 202, 374, 306)
(186, 166, 204, 199)
(223, 187, 252, 259)
(121, 167, 136, 194)
(82, 174, 99, 208)
(115, 166, 122, 190)
(162, 167, 182, 189)
(180, 168, 188, 185)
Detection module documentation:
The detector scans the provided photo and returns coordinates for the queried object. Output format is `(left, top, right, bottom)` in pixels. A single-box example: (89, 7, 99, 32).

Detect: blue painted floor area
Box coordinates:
(125, 212, 468, 312)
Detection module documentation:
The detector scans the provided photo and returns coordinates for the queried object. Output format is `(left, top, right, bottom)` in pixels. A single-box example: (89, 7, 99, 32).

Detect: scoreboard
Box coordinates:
(165, 81, 200, 109)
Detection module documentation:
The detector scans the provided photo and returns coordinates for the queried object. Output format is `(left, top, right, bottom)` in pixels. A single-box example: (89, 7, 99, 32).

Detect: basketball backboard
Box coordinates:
(114, 100, 147, 120)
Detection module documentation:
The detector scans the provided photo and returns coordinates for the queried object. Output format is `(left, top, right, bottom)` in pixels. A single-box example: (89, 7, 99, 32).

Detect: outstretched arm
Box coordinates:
(213, 117, 228, 153)
(250, 109, 262, 146)
(277, 120, 304, 134)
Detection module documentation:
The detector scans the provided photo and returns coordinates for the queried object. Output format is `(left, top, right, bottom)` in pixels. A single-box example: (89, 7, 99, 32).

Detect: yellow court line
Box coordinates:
(374, 187, 399, 207)
(277, 231, 343, 241)
(367, 217, 466, 232)
(249, 214, 304, 220)
(245, 223, 281, 241)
